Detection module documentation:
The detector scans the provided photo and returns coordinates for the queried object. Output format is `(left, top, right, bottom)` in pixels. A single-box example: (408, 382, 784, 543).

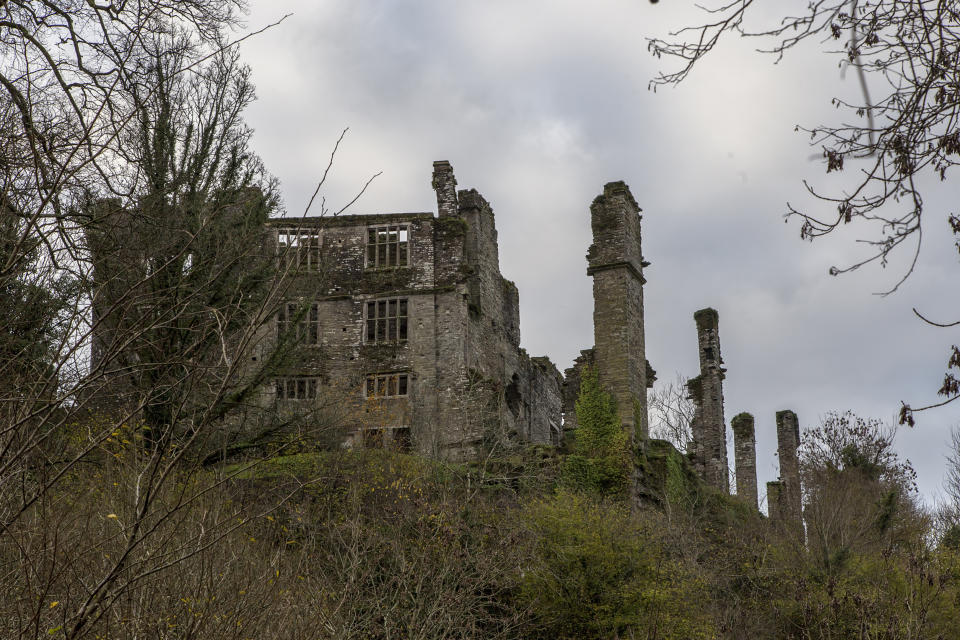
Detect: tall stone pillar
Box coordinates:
(690, 308, 729, 493)
(776, 409, 802, 528)
(731, 412, 758, 508)
(431, 160, 458, 218)
(586, 181, 648, 441)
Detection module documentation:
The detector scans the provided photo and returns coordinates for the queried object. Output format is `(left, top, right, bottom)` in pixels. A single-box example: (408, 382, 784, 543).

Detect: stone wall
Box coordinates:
(766, 480, 784, 521)
(561, 349, 596, 435)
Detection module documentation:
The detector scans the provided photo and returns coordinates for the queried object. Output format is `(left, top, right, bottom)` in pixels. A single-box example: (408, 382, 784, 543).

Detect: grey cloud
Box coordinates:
(241, 0, 959, 506)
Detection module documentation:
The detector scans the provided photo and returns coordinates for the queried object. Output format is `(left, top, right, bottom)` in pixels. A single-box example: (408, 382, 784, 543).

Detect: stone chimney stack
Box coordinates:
(586, 181, 648, 441)
(690, 308, 729, 493)
(432, 160, 459, 218)
(731, 412, 758, 508)
(776, 409, 803, 528)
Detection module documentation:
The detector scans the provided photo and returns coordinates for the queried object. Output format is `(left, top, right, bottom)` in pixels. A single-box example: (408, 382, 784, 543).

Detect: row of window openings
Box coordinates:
(275, 373, 410, 401)
(276, 224, 410, 272)
(277, 298, 409, 345)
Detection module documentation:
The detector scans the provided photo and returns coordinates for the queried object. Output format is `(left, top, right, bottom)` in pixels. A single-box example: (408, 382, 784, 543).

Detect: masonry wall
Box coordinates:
(561, 349, 596, 434)
(767, 480, 784, 521)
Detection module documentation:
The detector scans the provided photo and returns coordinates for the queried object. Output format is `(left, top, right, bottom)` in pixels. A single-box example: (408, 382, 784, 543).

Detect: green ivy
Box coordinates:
(561, 365, 630, 497)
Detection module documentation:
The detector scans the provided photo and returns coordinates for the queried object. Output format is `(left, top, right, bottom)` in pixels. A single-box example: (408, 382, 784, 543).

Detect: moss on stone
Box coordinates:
(693, 307, 719, 328)
(636, 439, 761, 531)
(434, 216, 468, 236)
(637, 439, 699, 507)
(731, 412, 755, 437)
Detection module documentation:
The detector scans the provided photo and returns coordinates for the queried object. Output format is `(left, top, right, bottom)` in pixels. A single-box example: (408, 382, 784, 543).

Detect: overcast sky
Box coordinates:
(238, 0, 959, 507)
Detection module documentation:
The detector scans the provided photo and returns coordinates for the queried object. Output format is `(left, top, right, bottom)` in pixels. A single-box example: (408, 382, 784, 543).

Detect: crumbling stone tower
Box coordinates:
(769, 410, 803, 529)
(687, 308, 729, 492)
(586, 182, 649, 441)
(731, 412, 758, 508)
(432, 160, 458, 218)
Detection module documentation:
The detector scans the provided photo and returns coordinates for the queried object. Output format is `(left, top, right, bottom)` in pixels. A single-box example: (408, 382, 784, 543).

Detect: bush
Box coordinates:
(519, 491, 713, 639)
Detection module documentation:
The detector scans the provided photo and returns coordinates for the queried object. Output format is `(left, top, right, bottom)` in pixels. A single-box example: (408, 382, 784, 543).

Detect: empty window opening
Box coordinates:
(505, 374, 522, 418)
(550, 421, 562, 446)
(366, 225, 409, 268)
(365, 298, 408, 343)
(365, 372, 410, 398)
(277, 301, 320, 344)
(277, 228, 321, 271)
(393, 427, 412, 453)
(275, 376, 318, 400)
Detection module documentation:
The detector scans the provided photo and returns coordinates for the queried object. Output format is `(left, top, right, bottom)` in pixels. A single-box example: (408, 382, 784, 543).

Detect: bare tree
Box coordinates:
(648, 373, 695, 451)
(649, 2, 960, 419)
(0, 6, 362, 638)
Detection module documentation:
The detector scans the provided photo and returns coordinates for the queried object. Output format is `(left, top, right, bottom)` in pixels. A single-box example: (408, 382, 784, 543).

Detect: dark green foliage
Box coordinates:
(0, 216, 74, 394)
(83, 41, 294, 456)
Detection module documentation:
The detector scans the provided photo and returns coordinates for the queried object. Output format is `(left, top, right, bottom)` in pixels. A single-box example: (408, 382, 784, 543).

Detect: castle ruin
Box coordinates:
(89, 159, 800, 515)
(261, 161, 564, 459)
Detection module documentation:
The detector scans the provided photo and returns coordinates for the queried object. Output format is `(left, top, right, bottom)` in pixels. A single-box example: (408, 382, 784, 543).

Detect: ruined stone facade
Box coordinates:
(264, 162, 563, 460)
(87, 157, 805, 513)
(686, 308, 729, 492)
(731, 412, 758, 508)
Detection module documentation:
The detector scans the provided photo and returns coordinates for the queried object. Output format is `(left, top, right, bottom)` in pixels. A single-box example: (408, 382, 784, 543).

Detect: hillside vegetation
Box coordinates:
(6, 381, 960, 639)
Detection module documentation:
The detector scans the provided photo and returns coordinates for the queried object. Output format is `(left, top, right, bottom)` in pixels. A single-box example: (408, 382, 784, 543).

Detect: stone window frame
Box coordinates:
(364, 297, 408, 344)
(365, 224, 409, 269)
(275, 376, 319, 401)
(364, 372, 409, 398)
(277, 300, 320, 345)
(277, 227, 322, 271)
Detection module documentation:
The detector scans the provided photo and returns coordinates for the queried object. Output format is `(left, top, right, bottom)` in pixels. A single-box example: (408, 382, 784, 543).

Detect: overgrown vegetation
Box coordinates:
(9, 409, 960, 639)
(4, 2, 960, 638)
(561, 365, 630, 497)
